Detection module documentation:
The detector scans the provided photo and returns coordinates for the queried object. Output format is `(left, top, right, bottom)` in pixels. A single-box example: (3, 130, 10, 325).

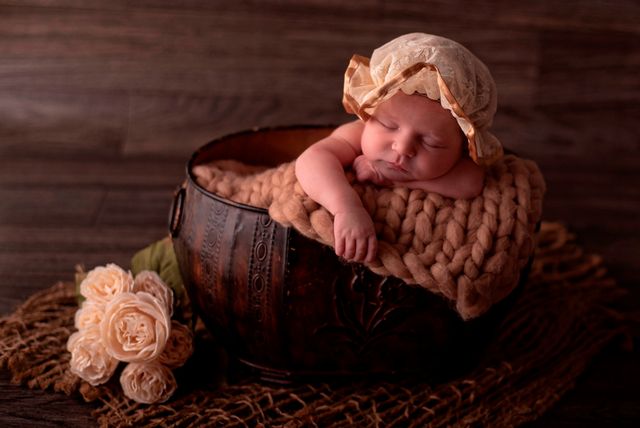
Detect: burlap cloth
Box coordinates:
(0, 222, 629, 427)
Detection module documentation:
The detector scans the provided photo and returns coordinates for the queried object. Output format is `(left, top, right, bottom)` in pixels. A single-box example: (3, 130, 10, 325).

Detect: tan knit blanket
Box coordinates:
(193, 154, 545, 319)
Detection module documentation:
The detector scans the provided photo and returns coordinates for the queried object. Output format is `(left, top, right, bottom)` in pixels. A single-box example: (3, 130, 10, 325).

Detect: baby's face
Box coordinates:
(360, 92, 463, 183)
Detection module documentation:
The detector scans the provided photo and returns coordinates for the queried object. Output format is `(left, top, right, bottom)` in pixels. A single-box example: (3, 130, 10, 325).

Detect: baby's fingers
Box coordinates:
(353, 238, 369, 262)
(342, 237, 356, 260)
(335, 234, 345, 258)
(365, 235, 378, 263)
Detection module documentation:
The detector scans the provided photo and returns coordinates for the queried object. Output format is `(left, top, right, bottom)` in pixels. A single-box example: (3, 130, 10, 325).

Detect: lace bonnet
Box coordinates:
(343, 33, 503, 165)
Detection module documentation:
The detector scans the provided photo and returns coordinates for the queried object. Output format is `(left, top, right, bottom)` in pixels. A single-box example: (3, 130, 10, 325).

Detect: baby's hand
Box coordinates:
(333, 207, 378, 263)
(353, 155, 391, 186)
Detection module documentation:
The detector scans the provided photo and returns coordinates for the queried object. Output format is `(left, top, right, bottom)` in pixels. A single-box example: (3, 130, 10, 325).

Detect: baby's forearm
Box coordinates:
(295, 144, 364, 215)
(295, 127, 378, 263)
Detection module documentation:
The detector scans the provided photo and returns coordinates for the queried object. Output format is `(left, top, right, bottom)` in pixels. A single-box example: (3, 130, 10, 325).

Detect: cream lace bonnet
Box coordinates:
(343, 33, 503, 165)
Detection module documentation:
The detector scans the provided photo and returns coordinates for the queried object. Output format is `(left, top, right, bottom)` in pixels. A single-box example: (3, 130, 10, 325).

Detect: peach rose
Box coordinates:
(80, 263, 134, 305)
(100, 292, 170, 363)
(74, 300, 105, 330)
(67, 325, 119, 386)
(159, 321, 194, 369)
(133, 270, 174, 317)
(120, 362, 177, 404)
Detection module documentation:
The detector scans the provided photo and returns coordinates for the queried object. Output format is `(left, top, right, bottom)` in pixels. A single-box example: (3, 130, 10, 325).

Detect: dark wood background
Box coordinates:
(1, 1, 638, 426)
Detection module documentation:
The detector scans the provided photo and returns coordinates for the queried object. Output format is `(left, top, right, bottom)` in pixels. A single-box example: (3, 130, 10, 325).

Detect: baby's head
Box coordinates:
(361, 91, 464, 182)
(343, 33, 503, 166)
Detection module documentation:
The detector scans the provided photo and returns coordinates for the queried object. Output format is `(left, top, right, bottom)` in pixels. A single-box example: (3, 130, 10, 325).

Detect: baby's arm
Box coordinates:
(404, 158, 485, 199)
(294, 121, 378, 262)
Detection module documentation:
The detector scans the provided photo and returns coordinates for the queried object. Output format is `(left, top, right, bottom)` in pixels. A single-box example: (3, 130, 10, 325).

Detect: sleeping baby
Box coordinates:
(295, 33, 504, 263)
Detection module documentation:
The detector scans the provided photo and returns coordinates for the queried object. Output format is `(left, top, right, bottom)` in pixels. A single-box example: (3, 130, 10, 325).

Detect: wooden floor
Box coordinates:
(1, 1, 638, 426)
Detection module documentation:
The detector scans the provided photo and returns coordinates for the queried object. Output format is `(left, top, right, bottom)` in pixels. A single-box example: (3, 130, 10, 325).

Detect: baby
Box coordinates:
(295, 33, 503, 263)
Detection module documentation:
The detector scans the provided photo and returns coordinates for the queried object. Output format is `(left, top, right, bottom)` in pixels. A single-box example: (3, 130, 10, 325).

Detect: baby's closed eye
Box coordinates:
(373, 116, 398, 130)
(421, 138, 446, 149)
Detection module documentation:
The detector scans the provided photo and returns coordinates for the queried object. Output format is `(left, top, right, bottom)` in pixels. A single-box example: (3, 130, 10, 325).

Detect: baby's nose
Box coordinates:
(392, 134, 416, 157)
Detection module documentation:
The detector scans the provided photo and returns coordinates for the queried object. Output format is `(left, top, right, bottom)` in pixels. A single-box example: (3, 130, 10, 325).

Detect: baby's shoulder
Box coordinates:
(331, 120, 364, 147)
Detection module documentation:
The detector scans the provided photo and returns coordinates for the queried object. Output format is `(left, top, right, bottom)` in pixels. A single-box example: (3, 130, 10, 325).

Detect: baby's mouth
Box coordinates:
(387, 161, 408, 173)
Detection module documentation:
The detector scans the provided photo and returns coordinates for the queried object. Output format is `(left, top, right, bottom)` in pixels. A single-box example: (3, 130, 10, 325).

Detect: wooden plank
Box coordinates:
(0, 89, 128, 157)
(537, 29, 640, 105)
(0, 186, 177, 226)
(0, 225, 168, 252)
(0, 223, 169, 313)
(0, 187, 104, 226)
(96, 188, 176, 226)
(0, 156, 185, 186)
(492, 1, 640, 34)
(0, 250, 147, 281)
(0, 6, 538, 105)
(3, 1, 638, 34)
(493, 103, 640, 158)
(123, 93, 350, 156)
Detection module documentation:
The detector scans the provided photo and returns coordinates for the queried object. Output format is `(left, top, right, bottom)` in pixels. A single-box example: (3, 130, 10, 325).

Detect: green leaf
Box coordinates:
(131, 236, 181, 289)
(131, 236, 192, 323)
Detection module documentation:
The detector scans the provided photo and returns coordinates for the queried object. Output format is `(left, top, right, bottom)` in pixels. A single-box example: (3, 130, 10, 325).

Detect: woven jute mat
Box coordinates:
(0, 222, 630, 427)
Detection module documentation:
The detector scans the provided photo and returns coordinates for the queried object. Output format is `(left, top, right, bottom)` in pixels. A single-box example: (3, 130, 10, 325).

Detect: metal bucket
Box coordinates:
(170, 126, 524, 383)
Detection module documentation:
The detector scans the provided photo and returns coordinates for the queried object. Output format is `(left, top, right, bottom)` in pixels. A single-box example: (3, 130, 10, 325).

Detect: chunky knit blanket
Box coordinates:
(193, 155, 545, 319)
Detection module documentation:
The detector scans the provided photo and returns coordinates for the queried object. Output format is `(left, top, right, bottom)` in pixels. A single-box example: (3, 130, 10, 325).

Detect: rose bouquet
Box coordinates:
(67, 239, 193, 404)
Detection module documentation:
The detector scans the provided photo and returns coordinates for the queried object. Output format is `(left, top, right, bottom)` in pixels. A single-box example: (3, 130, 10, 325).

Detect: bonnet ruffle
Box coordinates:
(343, 33, 503, 165)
